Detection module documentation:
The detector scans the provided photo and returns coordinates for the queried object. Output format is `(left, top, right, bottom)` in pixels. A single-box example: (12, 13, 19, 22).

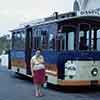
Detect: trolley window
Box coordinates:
(55, 33, 65, 51)
(41, 30, 48, 49)
(32, 23, 57, 50)
(97, 29, 100, 51)
(79, 29, 98, 51)
(57, 24, 75, 51)
(32, 27, 48, 50)
(79, 30, 88, 50)
(33, 28, 41, 49)
(68, 32, 74, 50)
(12, 31, 25, 50)
(78, 24, 98, 51)
(48, 33, 55, 50)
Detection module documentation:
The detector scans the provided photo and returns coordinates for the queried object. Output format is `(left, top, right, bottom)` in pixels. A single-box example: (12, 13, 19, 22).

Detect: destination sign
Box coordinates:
(77, 8, 100, 16)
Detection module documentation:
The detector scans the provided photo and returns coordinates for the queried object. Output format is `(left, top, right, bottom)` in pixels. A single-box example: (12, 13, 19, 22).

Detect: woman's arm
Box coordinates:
(30, 58, 34, 76)
(40, 56, 45, 64)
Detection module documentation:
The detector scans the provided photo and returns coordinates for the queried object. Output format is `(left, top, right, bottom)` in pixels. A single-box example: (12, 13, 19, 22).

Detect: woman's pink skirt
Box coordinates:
(33, 69, 45, 84)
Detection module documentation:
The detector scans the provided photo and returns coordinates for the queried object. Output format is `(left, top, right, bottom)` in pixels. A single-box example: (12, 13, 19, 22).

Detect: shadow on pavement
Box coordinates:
(47, 83, 100, 93)
(10, 71, 33, 83)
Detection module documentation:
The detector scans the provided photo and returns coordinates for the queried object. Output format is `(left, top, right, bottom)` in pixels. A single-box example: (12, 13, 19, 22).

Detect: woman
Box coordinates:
(31, 49, 45, 97)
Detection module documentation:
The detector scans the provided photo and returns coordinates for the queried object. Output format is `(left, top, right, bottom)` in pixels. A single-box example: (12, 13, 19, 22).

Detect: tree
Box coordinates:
(0, 35, 11, 54)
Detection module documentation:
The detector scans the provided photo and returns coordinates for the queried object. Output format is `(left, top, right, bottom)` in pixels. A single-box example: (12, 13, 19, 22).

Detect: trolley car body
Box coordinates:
(9, 12, 100, 86)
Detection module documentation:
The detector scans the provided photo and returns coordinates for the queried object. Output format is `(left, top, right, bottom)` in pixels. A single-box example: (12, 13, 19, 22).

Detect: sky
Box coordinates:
(0, 0, 74, 36)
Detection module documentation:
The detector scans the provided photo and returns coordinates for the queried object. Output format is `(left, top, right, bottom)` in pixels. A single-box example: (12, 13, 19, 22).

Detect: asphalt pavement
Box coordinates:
(0, 66, 100, 100)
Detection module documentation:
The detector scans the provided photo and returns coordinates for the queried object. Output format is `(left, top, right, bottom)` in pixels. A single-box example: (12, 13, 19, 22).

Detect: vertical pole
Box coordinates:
(8, 50, 11, 69)
(66, 32, 68, 50)
(25, 27, 32, 75)
(84, 30, 87, 45)
(12, 32, 15, 49)
(8, 32, 14, 69)
(64, 33, 66, 50)
(89, 24, 91, 51)
(75, 24, 80, 50)
(93, 28, 97, 50)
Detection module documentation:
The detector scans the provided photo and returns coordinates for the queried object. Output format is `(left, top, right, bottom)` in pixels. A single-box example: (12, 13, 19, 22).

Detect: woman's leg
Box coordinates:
(34, 84, 39, 96)
(38, 84, 44, 96)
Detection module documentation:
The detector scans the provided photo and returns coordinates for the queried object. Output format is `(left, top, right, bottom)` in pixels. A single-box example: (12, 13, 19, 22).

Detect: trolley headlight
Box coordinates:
(91, 68, 98, 76)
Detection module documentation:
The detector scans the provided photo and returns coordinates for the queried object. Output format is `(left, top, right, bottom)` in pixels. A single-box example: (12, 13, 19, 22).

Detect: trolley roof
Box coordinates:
(10, 13, 100, 32)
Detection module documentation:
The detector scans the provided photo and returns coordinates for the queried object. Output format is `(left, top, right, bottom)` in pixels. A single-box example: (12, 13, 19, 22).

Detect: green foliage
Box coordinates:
(0, 35, 11, 54)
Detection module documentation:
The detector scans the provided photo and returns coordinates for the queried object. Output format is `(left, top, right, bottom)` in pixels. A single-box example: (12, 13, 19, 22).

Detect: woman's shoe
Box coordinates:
(39, 93, 44, 97)
(33, 93, 39, 97)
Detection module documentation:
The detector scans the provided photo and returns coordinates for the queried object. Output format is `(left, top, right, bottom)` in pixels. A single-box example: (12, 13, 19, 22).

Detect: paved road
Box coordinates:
(0, 66, 100, 100)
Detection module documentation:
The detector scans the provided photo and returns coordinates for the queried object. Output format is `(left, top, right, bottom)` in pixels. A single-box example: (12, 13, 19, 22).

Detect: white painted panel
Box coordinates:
(11, 66, 17, 72)
(64, 60, 100, 80)
(19, 67, 26, 75)
(47, 74, 58, 85)
(0, 54, 8, 67)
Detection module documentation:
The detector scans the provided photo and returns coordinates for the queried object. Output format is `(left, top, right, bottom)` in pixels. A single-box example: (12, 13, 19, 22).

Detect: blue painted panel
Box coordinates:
(31, 50, 100, 65)
(31, 50, 58, 64)
(42, 51, 58, 64)
(11, 49, 25, 60)
(60, 51, 100, 60)
(11, 49, 100, 64)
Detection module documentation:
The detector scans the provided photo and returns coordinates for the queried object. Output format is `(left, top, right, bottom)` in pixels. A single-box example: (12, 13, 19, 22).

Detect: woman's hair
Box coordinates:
(36, 48, 42, 51)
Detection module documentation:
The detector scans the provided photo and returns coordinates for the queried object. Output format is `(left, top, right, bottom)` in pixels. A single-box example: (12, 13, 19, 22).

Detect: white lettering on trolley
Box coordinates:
(64, 62, 77, 76)
(77, 8, 100, 16)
